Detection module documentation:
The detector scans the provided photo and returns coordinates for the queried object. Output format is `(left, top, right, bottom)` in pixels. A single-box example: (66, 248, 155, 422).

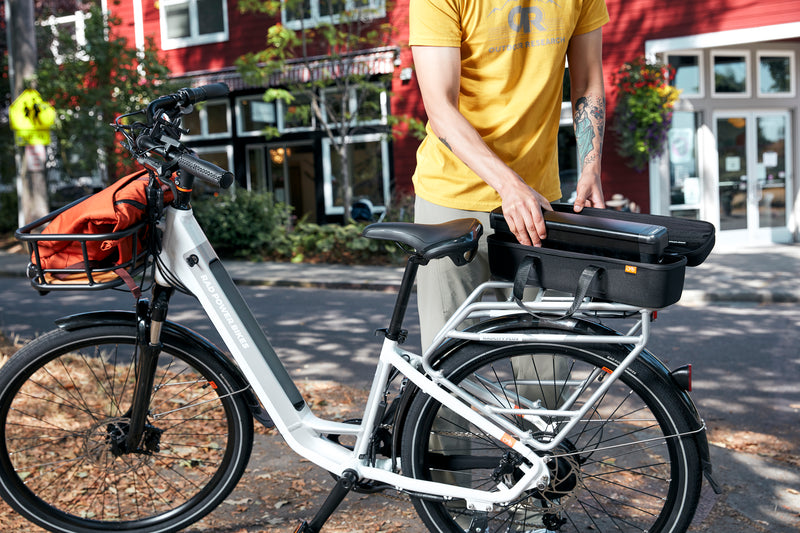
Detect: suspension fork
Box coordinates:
(124, 284, 173, 453)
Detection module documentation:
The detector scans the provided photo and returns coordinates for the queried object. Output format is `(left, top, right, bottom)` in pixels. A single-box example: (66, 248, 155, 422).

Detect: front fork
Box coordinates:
(123, 284, 173, 454)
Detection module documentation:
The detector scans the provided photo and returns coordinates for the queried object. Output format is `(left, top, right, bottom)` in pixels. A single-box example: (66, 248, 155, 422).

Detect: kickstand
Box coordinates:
(467, 510, 489, 533)
(293, 469, 358, 533)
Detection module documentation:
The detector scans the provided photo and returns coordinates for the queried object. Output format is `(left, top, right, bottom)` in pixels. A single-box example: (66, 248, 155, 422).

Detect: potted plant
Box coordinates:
(612, 57, 681, 171)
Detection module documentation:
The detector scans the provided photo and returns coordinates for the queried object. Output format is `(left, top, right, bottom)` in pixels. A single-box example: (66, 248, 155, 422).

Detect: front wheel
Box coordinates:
(401, 330, 702, 533)
(0, 325, 254, 533)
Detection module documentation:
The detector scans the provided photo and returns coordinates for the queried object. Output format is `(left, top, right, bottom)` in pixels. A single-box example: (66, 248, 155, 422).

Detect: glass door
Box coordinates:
(714, 111, 793, 243)
(246, 142, 317, 222)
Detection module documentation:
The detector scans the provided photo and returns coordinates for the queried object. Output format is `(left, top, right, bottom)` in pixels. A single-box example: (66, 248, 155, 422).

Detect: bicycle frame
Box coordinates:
(153, 204, 668, 510)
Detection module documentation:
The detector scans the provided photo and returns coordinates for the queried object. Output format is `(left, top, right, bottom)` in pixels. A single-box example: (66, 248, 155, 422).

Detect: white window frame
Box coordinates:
(282, 0, 386, 31)
(711, 50, 751, 98)
(159, 0, 229, 51)
(192, 145, 233, 168)
(321, 84, 388, 126)
(235, 96, 278, 137)
(180, 99, 232, 140)
(321, 133, 390, 215)
(39, 11, 90, 63)
(667, 51, 704, 98)
(277, 98, 317, 133)
(756, 50, 796, 98)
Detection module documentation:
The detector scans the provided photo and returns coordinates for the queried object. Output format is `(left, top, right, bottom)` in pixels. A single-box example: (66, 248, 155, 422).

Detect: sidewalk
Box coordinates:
(2, 241, 798, 303)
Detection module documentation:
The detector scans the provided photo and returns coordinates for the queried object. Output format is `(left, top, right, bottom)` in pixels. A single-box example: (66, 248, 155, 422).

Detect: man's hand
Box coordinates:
(573, 170, 605, 212)
(499, 177, 552, 247)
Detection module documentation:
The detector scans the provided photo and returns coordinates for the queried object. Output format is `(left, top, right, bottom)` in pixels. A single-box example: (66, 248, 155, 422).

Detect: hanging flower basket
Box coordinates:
(612, 57, 681, 172)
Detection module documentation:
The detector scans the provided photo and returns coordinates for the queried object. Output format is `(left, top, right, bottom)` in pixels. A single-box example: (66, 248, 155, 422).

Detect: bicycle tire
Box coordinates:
(401, 329, 702, 533)
(0, 325, 254, 533)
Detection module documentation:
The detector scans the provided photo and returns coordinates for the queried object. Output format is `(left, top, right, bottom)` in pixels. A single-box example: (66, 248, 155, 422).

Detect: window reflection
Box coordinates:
(759, 55, 792, 94)
(714, 54, 747, 94)
(668, 54, 701, 95)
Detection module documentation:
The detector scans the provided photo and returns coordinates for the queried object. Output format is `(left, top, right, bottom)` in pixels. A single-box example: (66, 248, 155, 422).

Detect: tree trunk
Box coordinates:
(339, 142, 353, 223)
(18, 147, 49, 225)
(7, 0, 50, 225)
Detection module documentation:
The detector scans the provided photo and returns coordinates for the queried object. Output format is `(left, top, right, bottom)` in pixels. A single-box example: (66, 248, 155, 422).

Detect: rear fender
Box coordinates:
(55, 310, 272, 428)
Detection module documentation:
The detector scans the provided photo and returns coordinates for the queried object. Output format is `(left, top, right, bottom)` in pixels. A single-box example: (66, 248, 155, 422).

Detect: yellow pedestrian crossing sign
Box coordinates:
(9, 89, 56, 146)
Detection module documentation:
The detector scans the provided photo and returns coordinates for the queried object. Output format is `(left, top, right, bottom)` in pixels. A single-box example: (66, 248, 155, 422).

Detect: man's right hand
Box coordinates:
(498, 177, 552, 247)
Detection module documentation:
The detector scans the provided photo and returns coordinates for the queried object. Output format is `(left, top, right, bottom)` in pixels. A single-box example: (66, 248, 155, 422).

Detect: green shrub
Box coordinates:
(193, 189, 409, 265)
(192, 189, 292, 259)
(286, 222, 402, 264)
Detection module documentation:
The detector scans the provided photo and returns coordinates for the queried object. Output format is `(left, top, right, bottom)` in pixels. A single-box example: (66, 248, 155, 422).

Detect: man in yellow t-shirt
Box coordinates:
(410, 0, 609, 348)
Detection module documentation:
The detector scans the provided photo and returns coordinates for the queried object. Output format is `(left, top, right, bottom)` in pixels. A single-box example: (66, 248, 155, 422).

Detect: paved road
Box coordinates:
(0, 279, 421, 385)
(1, 279, 798, 531)
(3, 279, 798, 454)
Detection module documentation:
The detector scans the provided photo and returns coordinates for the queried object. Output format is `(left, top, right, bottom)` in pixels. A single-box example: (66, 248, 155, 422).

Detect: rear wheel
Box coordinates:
(401, 330, 702, 532)
(0, 325, 253, 533)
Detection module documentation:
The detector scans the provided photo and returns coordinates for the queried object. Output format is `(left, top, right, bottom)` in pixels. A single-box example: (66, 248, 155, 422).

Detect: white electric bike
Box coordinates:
(3, 84, 718, 533)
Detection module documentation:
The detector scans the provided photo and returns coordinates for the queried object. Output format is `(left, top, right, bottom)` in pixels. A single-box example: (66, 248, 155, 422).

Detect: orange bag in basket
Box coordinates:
(35, 170, 172, 280)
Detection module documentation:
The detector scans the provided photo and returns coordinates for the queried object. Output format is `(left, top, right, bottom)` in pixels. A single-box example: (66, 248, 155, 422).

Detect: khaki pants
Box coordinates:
(415, 197, 565, 526)
(414, 196, 498, 350)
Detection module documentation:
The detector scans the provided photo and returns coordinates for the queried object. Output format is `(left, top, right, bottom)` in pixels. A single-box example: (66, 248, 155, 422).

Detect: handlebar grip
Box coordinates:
(179, 83, 230, 106)
(175, 153, 234, 189)
(146, 83, 230, 123)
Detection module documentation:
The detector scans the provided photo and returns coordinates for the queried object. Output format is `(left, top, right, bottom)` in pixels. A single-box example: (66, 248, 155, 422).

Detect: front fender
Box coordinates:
(55, 310, 272, 428)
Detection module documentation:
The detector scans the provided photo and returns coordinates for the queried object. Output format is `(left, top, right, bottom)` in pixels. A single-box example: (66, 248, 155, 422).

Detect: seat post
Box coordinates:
(384, 255, 423, 342)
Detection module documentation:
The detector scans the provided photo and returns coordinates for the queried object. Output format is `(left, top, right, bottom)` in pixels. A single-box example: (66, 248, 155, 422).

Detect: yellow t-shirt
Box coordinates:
(410, 0, 609, 211)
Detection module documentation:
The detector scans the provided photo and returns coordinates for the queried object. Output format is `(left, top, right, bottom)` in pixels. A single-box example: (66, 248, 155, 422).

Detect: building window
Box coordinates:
(757, 51, 795, 97)
(236, 96, 277, 136)
(181, 99, 231, 140)
(322, 134, 389, 215)
(667, 53, 703, 97)
(282, 0, 385, 30)
(667, 111, 702, 219)
(160, 0, 228, 50)
(712, 51, 750, 97)
(322, 84, 388, 126)
(278, 92, 316, 132)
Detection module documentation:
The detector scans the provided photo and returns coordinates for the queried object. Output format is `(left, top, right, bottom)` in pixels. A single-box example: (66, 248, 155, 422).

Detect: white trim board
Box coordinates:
(645, 22, 800, 58)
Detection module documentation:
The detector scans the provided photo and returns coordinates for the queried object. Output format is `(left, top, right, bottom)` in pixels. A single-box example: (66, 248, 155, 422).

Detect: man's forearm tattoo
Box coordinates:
(574, 96, 605, 167)
(439, 136, 453, 152)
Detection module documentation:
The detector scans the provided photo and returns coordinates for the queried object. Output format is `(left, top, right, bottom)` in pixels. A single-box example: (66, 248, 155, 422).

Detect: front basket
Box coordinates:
(15, 197, 150, 292)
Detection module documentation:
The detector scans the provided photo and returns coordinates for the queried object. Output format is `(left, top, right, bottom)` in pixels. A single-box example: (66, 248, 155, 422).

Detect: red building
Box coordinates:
(105, 0, 800, 244)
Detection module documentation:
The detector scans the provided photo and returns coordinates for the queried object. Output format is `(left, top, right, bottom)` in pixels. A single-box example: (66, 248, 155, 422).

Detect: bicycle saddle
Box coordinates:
(362, 218, 483, 266)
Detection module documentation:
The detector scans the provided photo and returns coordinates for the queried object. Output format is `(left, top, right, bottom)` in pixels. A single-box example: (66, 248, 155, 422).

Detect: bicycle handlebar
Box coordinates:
(175, 152, 235, 189)
(146, 83, 230, 123)
(134, 83, 235, 189)
(136, 134, 233, 188)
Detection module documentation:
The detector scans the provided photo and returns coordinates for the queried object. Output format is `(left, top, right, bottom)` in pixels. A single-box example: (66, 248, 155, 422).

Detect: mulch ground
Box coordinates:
(0, 335, 419, 532)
